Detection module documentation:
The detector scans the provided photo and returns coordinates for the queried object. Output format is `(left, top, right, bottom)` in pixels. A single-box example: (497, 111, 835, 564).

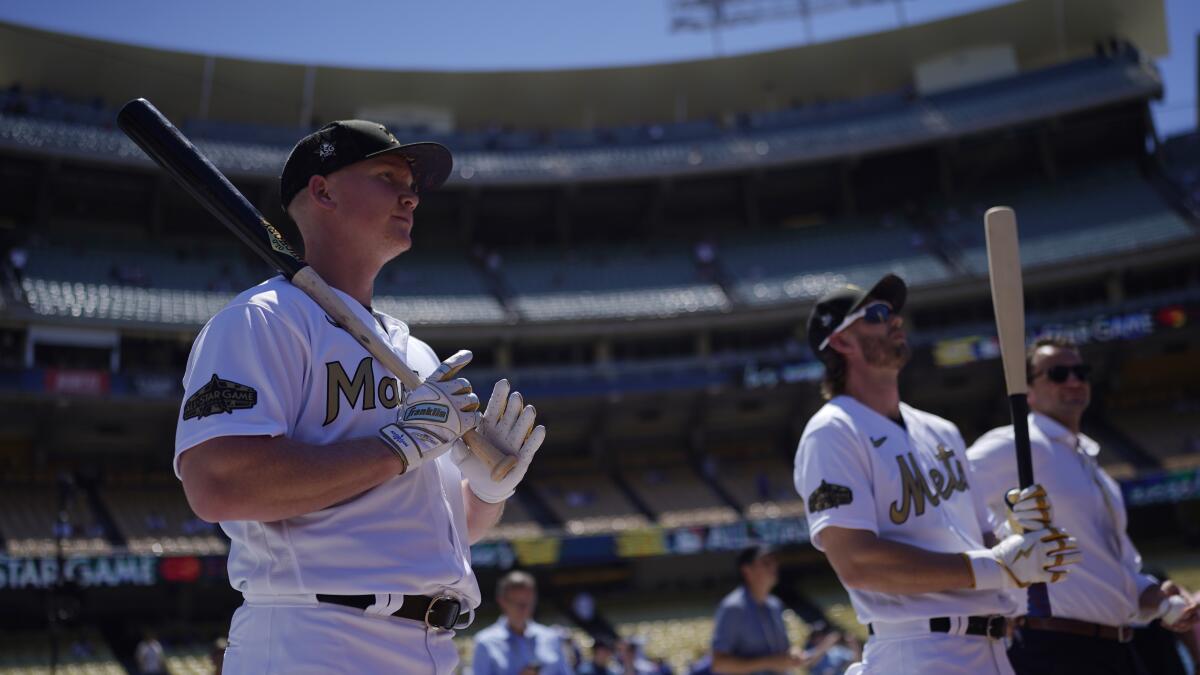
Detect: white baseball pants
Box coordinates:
(220, 599, 459, 674)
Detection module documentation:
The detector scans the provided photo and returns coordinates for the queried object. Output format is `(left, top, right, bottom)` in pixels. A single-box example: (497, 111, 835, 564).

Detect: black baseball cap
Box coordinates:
(280, 120, 453, 209)
(807, 273, 907, 357)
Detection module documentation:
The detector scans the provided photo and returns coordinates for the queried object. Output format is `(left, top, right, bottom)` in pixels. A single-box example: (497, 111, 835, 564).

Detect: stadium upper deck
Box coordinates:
(0, 0, 1168, 131)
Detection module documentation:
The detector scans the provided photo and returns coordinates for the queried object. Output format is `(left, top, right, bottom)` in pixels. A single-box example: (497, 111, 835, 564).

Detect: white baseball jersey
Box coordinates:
(175, 276, 480, 609)
(967, 412, 1158, 627)
(794, 396, 1018, 624)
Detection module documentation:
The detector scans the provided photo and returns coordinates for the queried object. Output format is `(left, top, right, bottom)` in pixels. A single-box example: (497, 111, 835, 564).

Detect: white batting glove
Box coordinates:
(379, 350, 481, 474)
(965, 528, 1082, 590)
(452, 379, 546, 504)
(1004, 484, 1053, 534)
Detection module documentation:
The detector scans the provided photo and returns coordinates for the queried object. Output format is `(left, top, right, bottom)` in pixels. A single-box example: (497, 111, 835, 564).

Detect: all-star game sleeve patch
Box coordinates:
(183, 374, 258, 420)
(808, 480, 854, 513)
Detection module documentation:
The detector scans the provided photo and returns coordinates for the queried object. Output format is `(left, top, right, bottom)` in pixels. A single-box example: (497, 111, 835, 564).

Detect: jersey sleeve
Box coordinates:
(794, 416, 878, 551)
(173, 302, 309, 477)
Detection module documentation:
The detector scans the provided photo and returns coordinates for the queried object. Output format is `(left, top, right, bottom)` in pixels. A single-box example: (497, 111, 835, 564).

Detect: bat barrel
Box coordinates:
(117, 98, 306, 279)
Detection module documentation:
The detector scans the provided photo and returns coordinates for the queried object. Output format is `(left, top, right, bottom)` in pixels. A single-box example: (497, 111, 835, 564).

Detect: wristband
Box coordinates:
(963, 550, 1010, 590)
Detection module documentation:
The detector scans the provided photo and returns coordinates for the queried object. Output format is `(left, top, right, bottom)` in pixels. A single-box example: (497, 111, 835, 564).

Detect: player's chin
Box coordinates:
(386, 232, 413, 254)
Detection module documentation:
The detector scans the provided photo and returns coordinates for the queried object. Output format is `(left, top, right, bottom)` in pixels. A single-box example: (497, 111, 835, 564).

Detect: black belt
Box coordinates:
(316, 594, 466, 630)
(1017, 616, 1134, 643)
(869, 615, 1008, 640)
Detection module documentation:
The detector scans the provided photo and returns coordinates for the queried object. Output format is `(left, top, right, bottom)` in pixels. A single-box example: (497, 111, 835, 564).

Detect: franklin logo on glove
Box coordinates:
(405, 403, 450, 423)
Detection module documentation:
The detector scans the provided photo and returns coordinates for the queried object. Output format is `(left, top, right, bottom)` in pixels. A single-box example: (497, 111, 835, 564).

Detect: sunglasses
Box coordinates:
(1033, 364, 1092, 384)
(818, 302, 894, 351)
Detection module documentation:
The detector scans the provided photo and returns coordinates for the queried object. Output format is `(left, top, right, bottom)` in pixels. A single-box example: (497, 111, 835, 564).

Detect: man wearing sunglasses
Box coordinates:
(794, 274, 1080, 675)
(967, 337, 1198, 674)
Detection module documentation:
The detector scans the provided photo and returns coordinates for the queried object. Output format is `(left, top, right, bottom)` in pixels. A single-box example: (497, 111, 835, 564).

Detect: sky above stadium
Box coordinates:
(0, 0, 1195, 134)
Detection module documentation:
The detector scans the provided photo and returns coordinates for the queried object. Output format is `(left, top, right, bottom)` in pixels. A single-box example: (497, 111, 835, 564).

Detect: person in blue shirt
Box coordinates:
(711, 545, 836, 675)
(473, 571, 572, 675)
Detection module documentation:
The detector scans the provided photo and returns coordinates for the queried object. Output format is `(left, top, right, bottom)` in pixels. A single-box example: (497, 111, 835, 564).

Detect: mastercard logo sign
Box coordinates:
(1156, 306, 1187, 329)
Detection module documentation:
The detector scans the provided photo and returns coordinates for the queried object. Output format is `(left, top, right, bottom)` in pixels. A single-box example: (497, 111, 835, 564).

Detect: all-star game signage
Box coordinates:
(182, 374, 258, 420)
(0, 556, 157, 590)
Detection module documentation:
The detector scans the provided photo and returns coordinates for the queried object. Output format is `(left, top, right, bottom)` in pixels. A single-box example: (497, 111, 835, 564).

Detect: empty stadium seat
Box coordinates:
(100, 486, 226, 557)
(0, 486, 110, 558)
(536, 473, 650, 535)
(947, 163, 1196, 274)
(0, 628, 125, 674)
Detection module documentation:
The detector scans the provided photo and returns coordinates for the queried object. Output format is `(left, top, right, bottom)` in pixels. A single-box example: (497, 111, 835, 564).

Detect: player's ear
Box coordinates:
(828, 331, 856, 358)
(308, 175, 336, 210)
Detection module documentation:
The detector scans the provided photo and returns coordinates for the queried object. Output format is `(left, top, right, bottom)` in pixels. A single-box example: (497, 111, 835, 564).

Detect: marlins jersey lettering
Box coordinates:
(174, 276, 480, 609)
(794, 396, 1016, 624)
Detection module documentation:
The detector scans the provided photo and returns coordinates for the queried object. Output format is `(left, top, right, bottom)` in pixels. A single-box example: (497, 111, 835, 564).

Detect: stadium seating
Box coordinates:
(501, 245, 704, 293)
(1109, 408, 1200, 470)
(17, 157, 1190, 324)
(163, 644, 217, 675)
(535, 472, 651, 535)
(624, 462, 739, 529)
(512, 284, 730, 322)
(23, 239, 255, 292)
(21, 277, 509, 326)
(930, 55, 1160, 132)
(719, 217, 951, 306)
(499, 244, 732, 321)
(0, 629, 125, 674)
(949, 163, 1195, 273)
(100, 486, 226, 557)
(0, 486, 110, 558)
(715, 455, 807, 520)
(0, 54, 1161, 185)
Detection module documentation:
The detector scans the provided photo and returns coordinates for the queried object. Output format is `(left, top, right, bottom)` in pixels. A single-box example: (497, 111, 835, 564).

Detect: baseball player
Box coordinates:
(793, 274, 1081, 675)
(174, 120, 545, 674)
(967, 336, 1198, 675)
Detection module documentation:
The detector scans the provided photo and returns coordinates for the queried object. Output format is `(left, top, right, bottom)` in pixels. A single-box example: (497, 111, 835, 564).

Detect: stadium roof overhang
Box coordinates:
(0, 0, 1167, 129)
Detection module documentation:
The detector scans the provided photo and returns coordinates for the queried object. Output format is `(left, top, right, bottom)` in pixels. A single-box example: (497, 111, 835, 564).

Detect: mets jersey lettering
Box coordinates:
(324, 357, 404, 426)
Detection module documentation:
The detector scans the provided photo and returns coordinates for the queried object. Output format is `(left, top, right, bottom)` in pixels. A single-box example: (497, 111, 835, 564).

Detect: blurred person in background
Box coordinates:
(473, 571, 571, 675)
(803, 622, 856, 675)
(710, 544, 837, 674)
(209, 637, 227, 675)
(555, 625, 583, 672)
(968, 337, 1199, 675)
(578, 635, 620, 675)
(617, 636, 658, 674)
(134, 630, 165, 675)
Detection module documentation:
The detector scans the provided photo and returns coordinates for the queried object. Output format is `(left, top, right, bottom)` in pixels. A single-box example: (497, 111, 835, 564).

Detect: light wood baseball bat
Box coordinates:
(984, 205, 1051, 616)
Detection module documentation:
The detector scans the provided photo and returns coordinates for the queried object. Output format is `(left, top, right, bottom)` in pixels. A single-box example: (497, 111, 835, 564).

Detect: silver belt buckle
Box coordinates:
(424, 594, 461, 632)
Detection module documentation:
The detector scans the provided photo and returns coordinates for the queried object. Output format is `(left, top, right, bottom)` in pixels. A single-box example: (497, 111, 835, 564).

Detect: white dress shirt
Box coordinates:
(966, 412, 1158, 626)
